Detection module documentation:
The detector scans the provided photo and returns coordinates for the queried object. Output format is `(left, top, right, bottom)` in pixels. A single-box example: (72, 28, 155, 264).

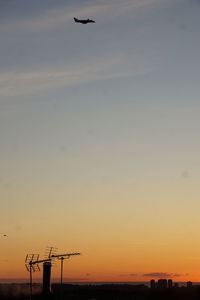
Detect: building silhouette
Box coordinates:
(150, 279, 174, 289)
(174, 282, 179, 288)
(187, 281, 192, 288)
(150, 279, 156, 289)
(168, 279, 173, 288)
(157, 279, 167, 289)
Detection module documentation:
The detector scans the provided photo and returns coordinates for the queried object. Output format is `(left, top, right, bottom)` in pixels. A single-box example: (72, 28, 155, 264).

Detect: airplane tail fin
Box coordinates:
(74, 17, 78, 22)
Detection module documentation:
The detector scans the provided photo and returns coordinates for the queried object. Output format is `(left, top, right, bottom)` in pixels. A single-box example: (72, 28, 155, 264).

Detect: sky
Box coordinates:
(1, 0, 200, 283)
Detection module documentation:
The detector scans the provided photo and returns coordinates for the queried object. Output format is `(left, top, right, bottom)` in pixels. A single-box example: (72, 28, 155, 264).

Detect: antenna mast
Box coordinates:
(25, 254, 51, 300)
(51, 252, 81, 299)
(25, 249, 81, 300)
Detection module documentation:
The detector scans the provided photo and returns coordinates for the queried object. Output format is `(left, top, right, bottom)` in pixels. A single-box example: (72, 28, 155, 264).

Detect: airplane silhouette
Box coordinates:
(74, 17, 95, 24)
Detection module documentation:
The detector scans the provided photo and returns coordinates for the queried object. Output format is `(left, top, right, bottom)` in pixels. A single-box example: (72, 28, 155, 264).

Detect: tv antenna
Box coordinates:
(25, 253, 51, 300)
(51, 252, 81, 299)
(45, 246, 58, 259)
(25, 248, 81, 299)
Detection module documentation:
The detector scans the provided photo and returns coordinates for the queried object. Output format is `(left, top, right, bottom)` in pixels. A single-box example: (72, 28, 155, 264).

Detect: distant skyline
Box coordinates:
(1, 0, 200, 282)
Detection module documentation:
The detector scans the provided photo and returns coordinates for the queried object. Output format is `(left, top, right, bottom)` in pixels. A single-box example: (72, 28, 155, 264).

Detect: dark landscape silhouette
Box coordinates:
(1, 282, 200, 300)
(19, 249, 200, 299)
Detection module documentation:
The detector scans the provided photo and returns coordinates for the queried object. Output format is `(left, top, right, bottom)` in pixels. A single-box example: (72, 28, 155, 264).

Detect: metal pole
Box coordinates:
(30, 267, 33, 300)
(61, 257, 64, 285)
(60, 257, 64, 300)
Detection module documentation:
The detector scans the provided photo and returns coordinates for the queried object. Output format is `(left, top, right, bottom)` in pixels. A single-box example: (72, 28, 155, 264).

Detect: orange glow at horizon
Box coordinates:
(1, 234, 200, 283)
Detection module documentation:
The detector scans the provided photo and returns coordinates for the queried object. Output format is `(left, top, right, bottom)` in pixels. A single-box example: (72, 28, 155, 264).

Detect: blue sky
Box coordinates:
(1, 0, 200, 280)
(0, 0, 199, 98)
(1, 0, 200, 212)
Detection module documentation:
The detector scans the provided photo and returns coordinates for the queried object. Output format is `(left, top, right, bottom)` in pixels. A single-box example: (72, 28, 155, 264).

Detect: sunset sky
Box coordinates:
(1, 0, 200, 283)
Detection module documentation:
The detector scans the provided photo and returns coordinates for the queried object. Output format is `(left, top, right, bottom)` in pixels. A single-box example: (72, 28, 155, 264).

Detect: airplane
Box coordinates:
(74, 17, 95, 24)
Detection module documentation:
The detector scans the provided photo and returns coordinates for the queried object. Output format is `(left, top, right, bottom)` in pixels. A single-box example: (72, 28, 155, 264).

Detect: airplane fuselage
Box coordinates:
(74, 17, 95, 24)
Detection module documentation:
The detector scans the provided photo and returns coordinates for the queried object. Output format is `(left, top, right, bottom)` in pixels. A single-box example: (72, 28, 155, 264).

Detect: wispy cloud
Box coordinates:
(0, 0, 169, 33)
(2, 4, 107, 32)
(0, 56, 121, 97)
(143, 272, 185, 278)
(0, 54, 154, 97)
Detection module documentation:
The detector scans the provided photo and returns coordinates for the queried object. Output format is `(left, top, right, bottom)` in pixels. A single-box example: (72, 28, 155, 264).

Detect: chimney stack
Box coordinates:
(43, 261, 52, 295)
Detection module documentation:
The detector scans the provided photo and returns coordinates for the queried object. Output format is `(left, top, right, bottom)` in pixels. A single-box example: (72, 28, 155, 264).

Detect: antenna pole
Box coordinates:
(25, 252, 52, 299)
(30, 266, 33, 300)
(61, 257, 64, 285)
(60, 257, 64, 300)
(51, 252, 81, 299)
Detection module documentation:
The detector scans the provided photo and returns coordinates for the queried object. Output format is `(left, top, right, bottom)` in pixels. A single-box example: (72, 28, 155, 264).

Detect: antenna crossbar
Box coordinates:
(51, 252, 81, 258)
(30, 258, 51, 265)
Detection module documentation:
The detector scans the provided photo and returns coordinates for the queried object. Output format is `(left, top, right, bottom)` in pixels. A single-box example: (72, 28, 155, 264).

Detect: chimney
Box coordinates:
(43, 261, 52, 295)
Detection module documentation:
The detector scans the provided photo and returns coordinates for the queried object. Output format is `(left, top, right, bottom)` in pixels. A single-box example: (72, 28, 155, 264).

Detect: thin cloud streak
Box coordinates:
(0, 55, 154, 97)
(3, 5, 107, 32)
(143, 272, 184, 278)
(0, 0, 170, 33)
